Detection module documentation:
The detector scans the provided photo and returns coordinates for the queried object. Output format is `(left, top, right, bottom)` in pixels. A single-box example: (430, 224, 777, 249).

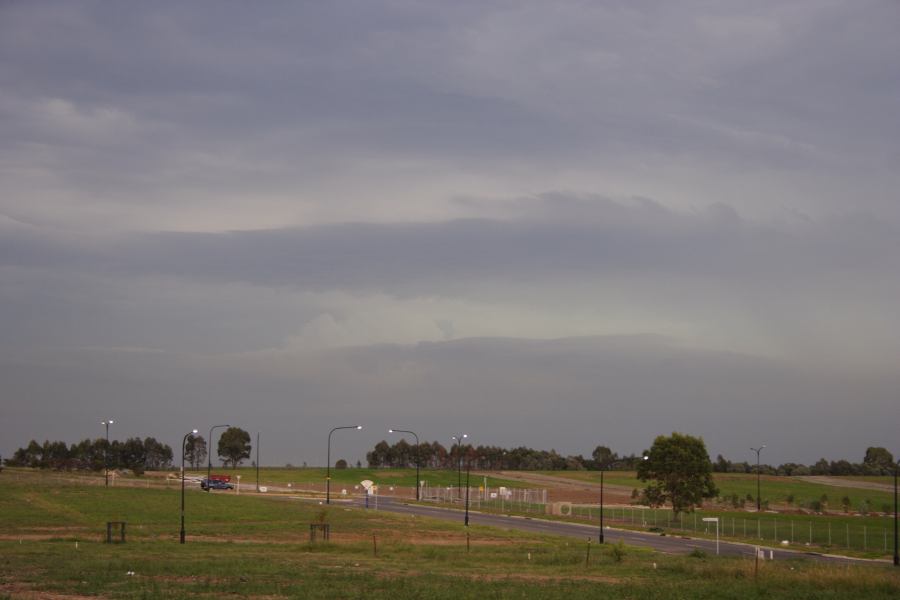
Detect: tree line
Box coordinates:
(6, 437, 173, 475)
(366, 439, 896, 477)
(366, 440, 645, 471)
(5, 426, 254, 474)
(711, 446, 895, 476)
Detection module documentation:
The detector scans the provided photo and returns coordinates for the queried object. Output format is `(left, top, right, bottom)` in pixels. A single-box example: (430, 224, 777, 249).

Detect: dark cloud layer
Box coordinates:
(2, 335, 896, 466)
(2, 2, 899, 464)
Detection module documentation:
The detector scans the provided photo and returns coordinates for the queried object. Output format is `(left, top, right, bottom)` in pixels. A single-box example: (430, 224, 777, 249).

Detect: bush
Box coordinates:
(610, 540, 627, 563)
(689, 548, 708, 559)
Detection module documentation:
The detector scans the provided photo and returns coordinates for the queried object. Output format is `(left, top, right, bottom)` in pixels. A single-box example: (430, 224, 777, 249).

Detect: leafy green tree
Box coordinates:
(120, 438, 147, 475)
(863, 447, 894, 474)
(143, 437, 173, 470)
(184, 434, 208, 469)
(217, 427, 251, 468)
(591, 445, 617, 469)
(637, 432, 718, 514)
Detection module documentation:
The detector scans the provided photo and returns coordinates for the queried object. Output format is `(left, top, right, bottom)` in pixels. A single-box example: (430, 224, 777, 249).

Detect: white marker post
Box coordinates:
(702, 517, 720, 555)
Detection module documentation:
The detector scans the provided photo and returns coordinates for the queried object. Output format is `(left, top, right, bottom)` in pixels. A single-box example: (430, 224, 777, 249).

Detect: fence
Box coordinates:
(422, 484, 896, 554)
(573, 505, 897, 554)
(422, 484, 548, 513)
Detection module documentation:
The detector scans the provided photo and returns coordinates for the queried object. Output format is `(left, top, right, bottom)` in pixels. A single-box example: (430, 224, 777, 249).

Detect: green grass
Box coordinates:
(171, 466, 525, 490)
(535, 471, 896, 511)
(1, 474, 899, 599)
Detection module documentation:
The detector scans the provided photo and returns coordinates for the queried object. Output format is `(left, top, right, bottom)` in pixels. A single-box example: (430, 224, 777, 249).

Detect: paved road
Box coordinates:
(367, 497, 889, 567)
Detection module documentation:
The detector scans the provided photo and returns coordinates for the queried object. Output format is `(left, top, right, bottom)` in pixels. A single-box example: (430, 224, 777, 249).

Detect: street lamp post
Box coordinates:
(100, 420, 114, 488)
(465, 458, 471, 526)
(206, 424, 230, 492)
(452, 434, 468, 501)
(389, 428, 420, 500)
(326, 425, 361, 504)
(893, 461, 898, 567)
(599, 456, 648, 544)
(751, 446, 766, 511)
(180, 428, 198, 544)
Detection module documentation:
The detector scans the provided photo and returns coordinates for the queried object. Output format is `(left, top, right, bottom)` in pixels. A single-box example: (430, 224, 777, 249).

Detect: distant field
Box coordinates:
(534, 471, 896, 511)
(186, 466, 527, 491)
(1, 472, 898, 599)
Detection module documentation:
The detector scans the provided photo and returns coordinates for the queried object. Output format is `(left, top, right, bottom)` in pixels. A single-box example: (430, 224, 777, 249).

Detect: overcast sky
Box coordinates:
(2, 1, 899, 467)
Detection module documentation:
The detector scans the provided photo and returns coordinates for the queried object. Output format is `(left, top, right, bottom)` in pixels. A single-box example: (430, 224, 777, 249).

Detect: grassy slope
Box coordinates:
(1, 474, 899, 599)
(177, 466, 526, 490)
(536, 471, 896, 509)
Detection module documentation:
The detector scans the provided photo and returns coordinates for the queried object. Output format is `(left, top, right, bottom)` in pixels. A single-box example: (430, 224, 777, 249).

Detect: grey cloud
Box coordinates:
(2, 335, 896, 466)
(4, 196, 898, 292)
(3, 0, 898, 228)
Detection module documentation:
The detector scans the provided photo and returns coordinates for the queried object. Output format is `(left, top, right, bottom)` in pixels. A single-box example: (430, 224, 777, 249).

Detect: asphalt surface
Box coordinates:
(365, 497, 890, 567)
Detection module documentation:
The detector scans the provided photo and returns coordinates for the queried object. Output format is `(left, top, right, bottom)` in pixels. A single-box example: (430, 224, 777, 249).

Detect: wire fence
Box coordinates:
(422, 484, 548, 513)
(423, 485, 896, 554)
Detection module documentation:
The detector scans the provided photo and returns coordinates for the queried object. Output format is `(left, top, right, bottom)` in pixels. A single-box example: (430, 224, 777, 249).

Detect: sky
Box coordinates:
(2, 1, 899, 467)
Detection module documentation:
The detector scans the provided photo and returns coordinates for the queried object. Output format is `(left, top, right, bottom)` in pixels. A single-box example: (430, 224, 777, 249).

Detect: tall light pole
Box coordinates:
(452, 434, 468, 501)
(751, 445, 765, 511)
(389, 428, 420, 501)
(100, 420, 114, 488)
(327, 425, 361, 504)
(893, 460, 898, 567)
(180, 428, 198, 544)
(599, 456, 648, 543)
(464, 458, 471, 526)
(206, 424, 230, 491)
(256, 432, 260, 493)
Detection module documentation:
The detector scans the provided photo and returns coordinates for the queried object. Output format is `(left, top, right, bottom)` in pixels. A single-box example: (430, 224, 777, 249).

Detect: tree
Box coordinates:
(591, 445, 618, 469)
(184, 434, 208, 469)
(863, 447, 894, 474)
(218, 427, 251, 468)
(637, 432, 718, 514)
(119, 438, 147, 475)
(335, 459, 348, 469)
(143, 437, 173, 470)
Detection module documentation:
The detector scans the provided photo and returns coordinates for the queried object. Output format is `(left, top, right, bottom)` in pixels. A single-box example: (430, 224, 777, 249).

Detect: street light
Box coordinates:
(206, 424, 230, 492)
(452, 434, 468, 501)
(465, 457, 471, 526)
(100, 420, 114, 488)
(750, 445, 766, 511)
(389, 428, 420, 501)
(893, 459, 898, 567)
(326, 425, 361, 504)
(180, 428, 199, 544)
(599, 455, 648, 544)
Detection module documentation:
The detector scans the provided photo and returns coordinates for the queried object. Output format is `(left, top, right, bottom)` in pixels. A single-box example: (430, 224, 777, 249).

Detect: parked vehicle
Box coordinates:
(201, 478, 234, 490)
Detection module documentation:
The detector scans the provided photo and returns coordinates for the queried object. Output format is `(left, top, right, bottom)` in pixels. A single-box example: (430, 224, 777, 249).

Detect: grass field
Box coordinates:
(188, 466, 527, 490)
(1, 472, 899, 598)
(538, 471, 896, 511)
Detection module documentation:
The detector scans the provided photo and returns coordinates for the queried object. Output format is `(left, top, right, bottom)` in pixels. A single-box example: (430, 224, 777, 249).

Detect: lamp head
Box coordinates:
(191, 429, 198, 434)
(356, 425, 362, 430)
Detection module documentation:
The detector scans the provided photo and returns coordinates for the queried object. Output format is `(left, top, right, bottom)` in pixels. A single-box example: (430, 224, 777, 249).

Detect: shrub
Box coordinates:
(689, 548, 708, 559)
(610, 540, 627, 562)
